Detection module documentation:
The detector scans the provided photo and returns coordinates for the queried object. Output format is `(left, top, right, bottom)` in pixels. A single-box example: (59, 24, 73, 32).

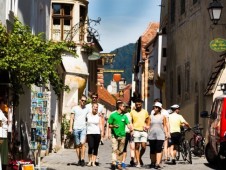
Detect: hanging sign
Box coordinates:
(210, 38, 226, 52)
(88, 52, 100, 60)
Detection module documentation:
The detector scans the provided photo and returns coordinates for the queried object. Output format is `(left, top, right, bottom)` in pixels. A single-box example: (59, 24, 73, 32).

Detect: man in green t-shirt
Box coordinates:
(108, 101, 133, 170)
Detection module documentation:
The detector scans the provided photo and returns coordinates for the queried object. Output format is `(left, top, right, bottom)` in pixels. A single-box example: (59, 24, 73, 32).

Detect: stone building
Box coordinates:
(159, 0, 226, 129)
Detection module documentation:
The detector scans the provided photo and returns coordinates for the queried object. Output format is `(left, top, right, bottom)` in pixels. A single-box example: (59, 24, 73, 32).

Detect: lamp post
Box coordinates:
(208, 0, 223, 25)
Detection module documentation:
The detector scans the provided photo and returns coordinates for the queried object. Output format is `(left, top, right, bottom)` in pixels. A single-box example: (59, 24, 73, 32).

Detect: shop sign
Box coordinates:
(210, 38, 226, 52)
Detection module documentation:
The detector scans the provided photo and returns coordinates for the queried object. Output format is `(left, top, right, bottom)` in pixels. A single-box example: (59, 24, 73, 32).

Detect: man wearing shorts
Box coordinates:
(130, 98, 150, 167)
(69, 95, 88, 166)
(168, 104, 190, 165)
(108, 101, 133, 170)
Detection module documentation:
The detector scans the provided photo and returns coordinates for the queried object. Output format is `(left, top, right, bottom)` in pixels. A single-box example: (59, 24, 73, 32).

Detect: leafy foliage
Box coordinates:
(0, 18, 76, 104)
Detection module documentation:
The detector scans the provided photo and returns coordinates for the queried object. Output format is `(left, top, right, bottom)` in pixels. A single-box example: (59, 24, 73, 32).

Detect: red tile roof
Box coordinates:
(141, 22, 159, 59)
(97, 86, 116, 106)
(97, 84, 132, 108)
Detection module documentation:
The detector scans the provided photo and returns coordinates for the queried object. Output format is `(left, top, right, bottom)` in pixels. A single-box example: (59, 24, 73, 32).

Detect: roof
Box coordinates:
(97, 86, 116, 107)
(97, 84, 132, 109)
(141, 22, 159, 60)
(204, 54, 226, 95)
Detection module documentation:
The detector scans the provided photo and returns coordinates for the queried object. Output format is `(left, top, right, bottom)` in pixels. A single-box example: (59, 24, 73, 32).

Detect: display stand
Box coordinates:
(0, 123, 7, 170)
(30, 92, 50, 170)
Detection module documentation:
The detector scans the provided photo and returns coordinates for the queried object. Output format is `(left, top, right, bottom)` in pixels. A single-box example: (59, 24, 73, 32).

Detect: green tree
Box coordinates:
(0, 18, 76, 105)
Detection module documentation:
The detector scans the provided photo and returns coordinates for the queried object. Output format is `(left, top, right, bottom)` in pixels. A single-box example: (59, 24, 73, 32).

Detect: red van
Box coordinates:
(201, 84, 226, 169)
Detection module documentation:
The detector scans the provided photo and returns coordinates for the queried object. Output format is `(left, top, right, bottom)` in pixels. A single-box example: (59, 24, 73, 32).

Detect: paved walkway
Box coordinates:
(41, 140, 214, 170)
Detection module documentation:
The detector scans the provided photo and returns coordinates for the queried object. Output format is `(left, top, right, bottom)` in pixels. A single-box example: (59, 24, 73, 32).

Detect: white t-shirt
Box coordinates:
(86, 112, 101, 134)
(71, 105, 88, 129)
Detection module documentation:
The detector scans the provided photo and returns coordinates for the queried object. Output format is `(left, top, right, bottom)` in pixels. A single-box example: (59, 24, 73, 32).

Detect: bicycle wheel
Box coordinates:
(197, 140, 205, 156)
(183, 140, 192, 164)
(189, 137, 195, 153)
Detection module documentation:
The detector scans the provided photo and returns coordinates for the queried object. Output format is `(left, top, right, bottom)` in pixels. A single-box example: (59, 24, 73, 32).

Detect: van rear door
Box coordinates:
(220, 98, 226, 142)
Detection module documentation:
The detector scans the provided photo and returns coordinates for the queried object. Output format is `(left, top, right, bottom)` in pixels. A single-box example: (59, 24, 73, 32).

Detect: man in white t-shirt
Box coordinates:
(69, 95, 88, 167)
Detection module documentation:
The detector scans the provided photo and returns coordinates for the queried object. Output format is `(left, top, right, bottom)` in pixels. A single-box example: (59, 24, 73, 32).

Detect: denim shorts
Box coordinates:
(73, 128, 87, 145)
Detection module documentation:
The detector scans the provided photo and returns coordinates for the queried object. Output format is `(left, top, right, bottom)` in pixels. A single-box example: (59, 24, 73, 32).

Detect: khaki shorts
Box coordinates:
(133, 130, 148, 143)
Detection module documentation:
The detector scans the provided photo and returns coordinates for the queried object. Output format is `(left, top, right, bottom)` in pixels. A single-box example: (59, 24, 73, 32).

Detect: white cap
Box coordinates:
(153, 102, 162, 109)
(171, 104, 180, 109)
(167, 109, 173, 114)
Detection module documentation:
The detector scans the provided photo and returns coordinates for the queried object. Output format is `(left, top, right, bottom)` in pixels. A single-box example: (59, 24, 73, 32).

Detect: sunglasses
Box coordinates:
(81, 99, 86, 102)
(92, 96, 98, 99)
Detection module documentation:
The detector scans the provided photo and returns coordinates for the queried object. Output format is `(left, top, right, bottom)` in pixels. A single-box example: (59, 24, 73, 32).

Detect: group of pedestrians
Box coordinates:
(69, 93, 104, 167)
(69, 93, 191, 170)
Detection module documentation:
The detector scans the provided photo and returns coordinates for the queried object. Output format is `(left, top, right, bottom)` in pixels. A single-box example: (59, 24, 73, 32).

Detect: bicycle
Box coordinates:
(175, 127, 192, 164)
(189, 124, 205, 157)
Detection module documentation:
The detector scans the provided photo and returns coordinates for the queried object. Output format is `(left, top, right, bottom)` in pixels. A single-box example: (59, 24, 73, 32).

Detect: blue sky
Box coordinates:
(88, 0, 161, 52)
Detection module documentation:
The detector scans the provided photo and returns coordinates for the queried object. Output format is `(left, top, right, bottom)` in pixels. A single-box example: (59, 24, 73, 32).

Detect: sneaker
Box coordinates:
(155, 164, 162, 169)
(111, 164, 116, 170)
(122, 162, 126, 169)
(100, 140, 104, 145)
(171, 159, 176, 165)
(136, 164, 141, 168)
(92, 162, 96, 167)
(87, 162, 92, 167)
(77, 160, 81, 166)
(130, 160, 135, 167)
(80, 159, 85, 167)
(149, 163, 155, 168)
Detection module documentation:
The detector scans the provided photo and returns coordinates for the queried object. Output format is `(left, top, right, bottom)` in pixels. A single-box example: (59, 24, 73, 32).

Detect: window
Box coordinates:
(177, 75, 181, 96)
(180, 0, 185, 15)
(184, 62, 190, 100)
(79, 5, 87, 42)
(52, 3, 73, 41)
(170, 0, 176, 23)
(162, 48, 167, 57)
(170, 71, 174, 101)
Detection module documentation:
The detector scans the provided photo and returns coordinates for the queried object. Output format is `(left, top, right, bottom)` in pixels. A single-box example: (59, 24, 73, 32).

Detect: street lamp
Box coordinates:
(208, 0, 223, 25)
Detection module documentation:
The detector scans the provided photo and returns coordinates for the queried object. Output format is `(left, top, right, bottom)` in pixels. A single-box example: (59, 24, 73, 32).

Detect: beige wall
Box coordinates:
(164, 0, 226, 128)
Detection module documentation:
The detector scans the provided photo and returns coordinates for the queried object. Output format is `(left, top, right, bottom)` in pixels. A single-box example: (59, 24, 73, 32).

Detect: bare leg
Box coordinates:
(150, 154, 156, 164)
(75, 146, 81, 161)
(122, 152, 127, 163)
(170, 145, 176, 159)
(92, 155, 97, 166)
(156, 152, 162, 165)
(135, 143, 141, 165)
(81, 144, 86, 160)
(139, 142, 146, 165)
(130, 142, 135, 159)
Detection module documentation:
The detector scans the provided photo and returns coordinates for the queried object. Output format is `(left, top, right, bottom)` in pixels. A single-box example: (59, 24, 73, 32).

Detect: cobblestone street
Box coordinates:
(41, 140, 216, 170)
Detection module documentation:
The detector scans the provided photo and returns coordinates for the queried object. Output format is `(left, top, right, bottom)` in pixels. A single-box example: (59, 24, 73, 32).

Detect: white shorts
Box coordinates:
(133, 130, 148, 143)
